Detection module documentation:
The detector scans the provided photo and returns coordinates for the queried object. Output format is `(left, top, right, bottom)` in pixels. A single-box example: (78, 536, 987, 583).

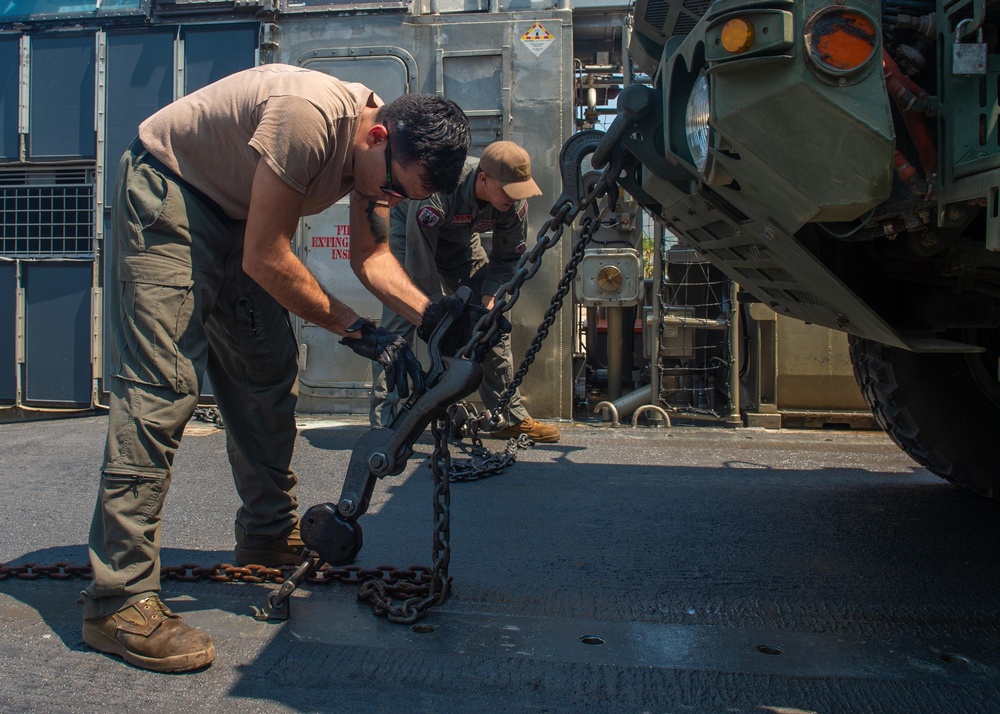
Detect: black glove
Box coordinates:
(340, 318, 425, 398)
(417, 294, 511, 360)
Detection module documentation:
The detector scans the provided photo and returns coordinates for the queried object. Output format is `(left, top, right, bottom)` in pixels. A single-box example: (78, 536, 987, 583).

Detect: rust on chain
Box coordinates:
(0, 560, 440, 604)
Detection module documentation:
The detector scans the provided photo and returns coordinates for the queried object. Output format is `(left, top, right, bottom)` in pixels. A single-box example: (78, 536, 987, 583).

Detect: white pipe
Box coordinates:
(610, 383, 652, 419)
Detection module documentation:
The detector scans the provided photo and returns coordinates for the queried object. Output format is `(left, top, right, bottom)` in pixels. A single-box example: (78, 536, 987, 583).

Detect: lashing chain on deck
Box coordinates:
(0, 129, 622, 623)
(443, 129, 619, 480)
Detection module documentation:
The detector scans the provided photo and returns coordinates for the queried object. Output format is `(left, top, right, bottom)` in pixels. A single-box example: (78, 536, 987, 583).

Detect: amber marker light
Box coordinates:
(807, 10, 877, 72)
(721, 18, 755, 53)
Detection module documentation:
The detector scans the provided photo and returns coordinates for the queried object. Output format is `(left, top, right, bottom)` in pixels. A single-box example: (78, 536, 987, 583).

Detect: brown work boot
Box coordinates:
(82, 595, 215, 673)
(489, 416, 560, 443)
(234, 524, 304, 567)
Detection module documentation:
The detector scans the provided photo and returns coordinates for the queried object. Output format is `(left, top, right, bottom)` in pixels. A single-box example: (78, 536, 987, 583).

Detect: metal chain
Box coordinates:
(442, 401, 533, 482)
(357, 412, 452, 623)
(441, 213, 599, 482)
(193, 407, 224, 429)
(1, 417, 452, 622)
(438, 166, 616, 480)
(490, 207, 608, 421)
(0, 560, 437, 589)
(455, 167, 615, 370)
(1, 420, 453, 618)
(0, 562, 440, 594)
(446, 430, 534, 483)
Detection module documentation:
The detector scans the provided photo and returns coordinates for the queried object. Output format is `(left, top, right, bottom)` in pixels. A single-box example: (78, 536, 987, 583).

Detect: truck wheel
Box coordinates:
(849, 335, 1000, 499)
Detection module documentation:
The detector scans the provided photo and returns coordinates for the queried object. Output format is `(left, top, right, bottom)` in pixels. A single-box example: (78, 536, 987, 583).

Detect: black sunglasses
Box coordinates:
(381, 135, 429, 201)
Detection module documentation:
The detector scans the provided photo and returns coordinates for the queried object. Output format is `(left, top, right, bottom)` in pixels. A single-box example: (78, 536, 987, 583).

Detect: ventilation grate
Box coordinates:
(0, 168, 94, 258)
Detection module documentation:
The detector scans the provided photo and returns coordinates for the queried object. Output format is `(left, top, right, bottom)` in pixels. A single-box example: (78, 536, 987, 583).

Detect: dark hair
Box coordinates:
(376, 94, 470, 194)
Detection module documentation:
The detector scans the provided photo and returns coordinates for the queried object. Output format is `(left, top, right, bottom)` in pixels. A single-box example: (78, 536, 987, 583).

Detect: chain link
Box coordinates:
(0, 561, 433, 588)
(192, 407, 225, 429)
(455, 167, 613, 369)
(447, 431, 534, 483)
(357, 412, 453, 623)
(491, 208, 608, 421)
(460, 178, 613, 428)
(443, 402, 533, 482)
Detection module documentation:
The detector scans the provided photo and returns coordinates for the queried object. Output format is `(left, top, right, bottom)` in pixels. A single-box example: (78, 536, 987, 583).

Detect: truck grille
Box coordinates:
(637, 0, 711, 41)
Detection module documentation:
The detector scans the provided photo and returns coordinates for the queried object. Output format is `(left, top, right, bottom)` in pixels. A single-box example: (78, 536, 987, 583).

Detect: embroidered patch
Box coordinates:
(515, 240, 527, 254)
(473, 219, 496, 231)
(516, 202, 528, 221)
(452, 214, 473, 225)
(417, 206, 443, 228)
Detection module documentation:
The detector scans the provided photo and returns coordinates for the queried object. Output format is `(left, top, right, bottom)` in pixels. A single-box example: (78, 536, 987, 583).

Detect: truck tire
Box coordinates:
(849, 336, 1000, 499)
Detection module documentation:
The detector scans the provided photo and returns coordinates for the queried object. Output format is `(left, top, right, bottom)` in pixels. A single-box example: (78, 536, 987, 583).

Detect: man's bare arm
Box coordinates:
(349, 193, 430, 325)
(364, 199, 391, 243)
(242, 160, 363, 336)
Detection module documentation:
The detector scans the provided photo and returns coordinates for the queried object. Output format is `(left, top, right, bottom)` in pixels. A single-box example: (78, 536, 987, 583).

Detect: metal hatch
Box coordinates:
(293, 50, 414, 413)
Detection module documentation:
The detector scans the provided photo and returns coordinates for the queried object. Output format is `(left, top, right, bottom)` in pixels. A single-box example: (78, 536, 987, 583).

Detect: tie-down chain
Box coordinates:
(0, 129, 624, 627)
(267, 129, 625, 621)
(442, 132, 620, 481)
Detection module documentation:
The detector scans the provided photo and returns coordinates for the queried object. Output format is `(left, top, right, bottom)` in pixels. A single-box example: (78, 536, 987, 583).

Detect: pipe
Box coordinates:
(606, 307, 624, 401)
(610, 383, 652, 420)
(572, 12, 626, 36)
(596, 386, 673, 427)
(622, 12, 633, 87)
(632, 404, 671, 427)
(650, 222, 664, 406)
(586, 306, 598, 368)
(594, 400, 620, 426)
(726, 280, 742, 425)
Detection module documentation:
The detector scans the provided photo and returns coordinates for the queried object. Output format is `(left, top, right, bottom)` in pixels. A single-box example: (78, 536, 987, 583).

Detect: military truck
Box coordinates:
(597, 0, 1000, 497)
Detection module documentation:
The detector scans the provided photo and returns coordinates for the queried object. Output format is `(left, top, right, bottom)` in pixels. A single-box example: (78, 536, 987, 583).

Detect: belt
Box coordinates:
(128, 137, 230, 220)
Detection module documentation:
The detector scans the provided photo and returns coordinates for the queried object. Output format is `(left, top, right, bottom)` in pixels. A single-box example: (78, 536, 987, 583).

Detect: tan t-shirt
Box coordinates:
(138, 64, 381, 220)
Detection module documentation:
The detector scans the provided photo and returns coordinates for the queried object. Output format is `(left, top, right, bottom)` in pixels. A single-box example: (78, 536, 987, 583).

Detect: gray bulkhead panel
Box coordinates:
(28, 35, 96, 160)
(0, 21, 259, 410)
(0, 37, 17, 161)
(103, 24, 257, 203)
(275, 10, 574, 417)
(182, 24, 257, 94)
(104, 30, 176, 204)
(23, 261, 93, 405)
(0, 262, 14, 402)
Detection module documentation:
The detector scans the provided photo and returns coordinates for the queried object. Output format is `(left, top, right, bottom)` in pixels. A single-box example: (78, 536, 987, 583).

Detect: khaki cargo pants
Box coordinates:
(82, 141, 300, 619)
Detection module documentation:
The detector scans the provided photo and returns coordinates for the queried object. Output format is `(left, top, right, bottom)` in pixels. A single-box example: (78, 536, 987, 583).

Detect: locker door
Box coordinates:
(293, 53, 411, 412)
(0, 37, 18, 160)
(104, 30, 176, 204)
(0, 262, 14, 403)
(23, 262, 93, 405)
(183, 24, 258, 93)
(29, 35, 96, 160)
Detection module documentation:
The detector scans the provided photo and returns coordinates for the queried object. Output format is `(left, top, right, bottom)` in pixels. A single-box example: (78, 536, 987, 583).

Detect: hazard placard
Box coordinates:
(520, 22, 555, 57)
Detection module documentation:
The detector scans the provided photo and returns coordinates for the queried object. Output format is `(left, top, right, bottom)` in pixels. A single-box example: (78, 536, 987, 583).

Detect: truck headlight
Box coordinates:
(685, 73, 710, 173)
